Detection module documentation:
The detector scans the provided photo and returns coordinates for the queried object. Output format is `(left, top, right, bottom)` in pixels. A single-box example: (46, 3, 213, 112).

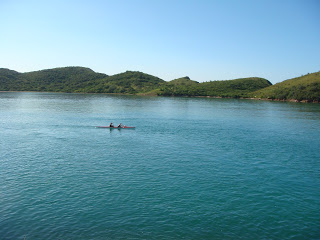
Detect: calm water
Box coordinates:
(0, 92, 319, 239)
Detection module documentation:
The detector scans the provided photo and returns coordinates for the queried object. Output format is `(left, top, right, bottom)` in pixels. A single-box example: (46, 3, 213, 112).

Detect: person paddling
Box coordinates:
(109, 122, 114, 128)
(117, 123, 123, 128)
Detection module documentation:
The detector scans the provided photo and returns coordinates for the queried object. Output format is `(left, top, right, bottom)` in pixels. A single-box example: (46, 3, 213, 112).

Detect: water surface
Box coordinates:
(1, 92, 319, 239)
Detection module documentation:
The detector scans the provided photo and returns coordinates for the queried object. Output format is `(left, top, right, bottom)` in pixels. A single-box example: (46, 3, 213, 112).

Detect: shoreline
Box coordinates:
(0, 90, 318, 103)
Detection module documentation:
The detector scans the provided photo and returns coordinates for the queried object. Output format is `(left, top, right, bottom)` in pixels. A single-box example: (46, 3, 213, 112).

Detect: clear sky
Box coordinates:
(0, 0, 319, 84)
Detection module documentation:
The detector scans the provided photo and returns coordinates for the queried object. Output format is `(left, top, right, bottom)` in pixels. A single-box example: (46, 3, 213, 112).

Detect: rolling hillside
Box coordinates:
(169, 76, 199, 86)
(1, 66, 319, 102)
(0, 67, 107, 92)
(0, 67, 166, 94)
(158, 77, 272, 97)
(251, 72, 320, 102)
(0, 68, 21, 90)
(78, 71, 166, 94)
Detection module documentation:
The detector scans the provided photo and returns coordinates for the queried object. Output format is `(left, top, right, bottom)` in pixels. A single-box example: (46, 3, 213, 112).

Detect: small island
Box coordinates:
(0, 67, 319, 103)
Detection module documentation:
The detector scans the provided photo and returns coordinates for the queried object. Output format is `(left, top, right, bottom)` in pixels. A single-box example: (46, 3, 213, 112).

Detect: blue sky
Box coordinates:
(0, 0, 319, 84)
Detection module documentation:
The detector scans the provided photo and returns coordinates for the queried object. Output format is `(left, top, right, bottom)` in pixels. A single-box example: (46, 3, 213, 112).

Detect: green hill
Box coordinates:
(251, 72, 320, 102)
(0, 67, 166, 94)
(80, 71, 166, 94)
(0, 67, 107, 92)
(1, 66, 318, 102)
(159, 77, 272, 97)
(0, 68, 272, 97)
(169, 76, 199, 86)
(0, 68, 21, 90)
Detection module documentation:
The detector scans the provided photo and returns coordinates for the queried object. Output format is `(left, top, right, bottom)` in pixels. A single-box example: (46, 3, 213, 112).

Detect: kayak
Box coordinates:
(96, 126, 135, 129)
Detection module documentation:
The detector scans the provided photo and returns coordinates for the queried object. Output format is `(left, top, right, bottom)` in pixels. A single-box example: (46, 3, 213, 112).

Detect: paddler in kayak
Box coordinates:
(109, 122, 114, 128)
(117, 123, 123, 128)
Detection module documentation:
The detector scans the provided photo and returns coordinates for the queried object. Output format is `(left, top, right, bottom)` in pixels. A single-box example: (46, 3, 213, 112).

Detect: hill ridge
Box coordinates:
(251, 71, 320, 102)
(0, 67, 319, 102)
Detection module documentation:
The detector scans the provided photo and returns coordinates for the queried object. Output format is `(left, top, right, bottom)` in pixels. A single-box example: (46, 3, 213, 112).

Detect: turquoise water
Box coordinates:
(0, 92, 319, 239)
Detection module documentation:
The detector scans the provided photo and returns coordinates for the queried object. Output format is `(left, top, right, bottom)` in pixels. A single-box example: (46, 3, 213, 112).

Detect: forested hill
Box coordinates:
(251, 72, 320, 102)
(79, 71, 166, 94)
(0, 67, 165, 94)
(0, 68, 21, 82)
(0, 67, 107, 92)
(0, 67, 319, 102)
(169, 76, 199, 86)
(159, 77, 272, 98)
(0, 67, 270, 97)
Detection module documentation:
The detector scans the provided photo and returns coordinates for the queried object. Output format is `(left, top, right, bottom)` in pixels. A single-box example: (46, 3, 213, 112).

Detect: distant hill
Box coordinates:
(159, 77, 272, 97)
(169, 76, 199, 86)
(79, 71, 166, 94)
(0, 67, 273, 97)
(0, 67, 166, 94)
(0, 68, 21, 90)
(1, 66, 319, 102)
(0, 67, 107, 92)
(251, 72, 320, 102)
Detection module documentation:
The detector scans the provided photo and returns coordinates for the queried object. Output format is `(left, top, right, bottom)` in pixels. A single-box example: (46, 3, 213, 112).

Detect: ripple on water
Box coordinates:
(0, 93, 320, 239)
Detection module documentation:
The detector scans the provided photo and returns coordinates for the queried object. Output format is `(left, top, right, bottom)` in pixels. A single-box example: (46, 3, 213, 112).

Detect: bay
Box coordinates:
(0, 92, 319, 239)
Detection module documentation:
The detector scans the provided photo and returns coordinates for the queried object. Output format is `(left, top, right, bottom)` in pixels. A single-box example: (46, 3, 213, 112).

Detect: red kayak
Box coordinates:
(96, 126, 135, 129)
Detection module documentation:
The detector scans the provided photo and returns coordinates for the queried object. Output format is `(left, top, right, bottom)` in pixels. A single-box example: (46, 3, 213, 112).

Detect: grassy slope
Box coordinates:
(0, 68, 166, 94)
(169, 76, 199, 86)
(0, 67, 107, 92)
(81, 71, 166, 94)
(199, 77, 272, 97)
(251, 72, 320, 102)
(1, 66, 319, 102)
(0, 68, 21, 90)
(158, 77, 272, 97)
(0, 68, 273, 97)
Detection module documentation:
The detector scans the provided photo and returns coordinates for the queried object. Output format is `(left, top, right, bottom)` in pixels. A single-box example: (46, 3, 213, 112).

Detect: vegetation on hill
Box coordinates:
(251, 72, 320, 102)
(169, 76, 199, 86)
(78, 71, 166, 94)
(0, 67, 107, 92)
(0, 66, 319, 102)
(0, 67, 166, 94)
(0, 68, 21, 90)
(158, 77, 272, 98)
